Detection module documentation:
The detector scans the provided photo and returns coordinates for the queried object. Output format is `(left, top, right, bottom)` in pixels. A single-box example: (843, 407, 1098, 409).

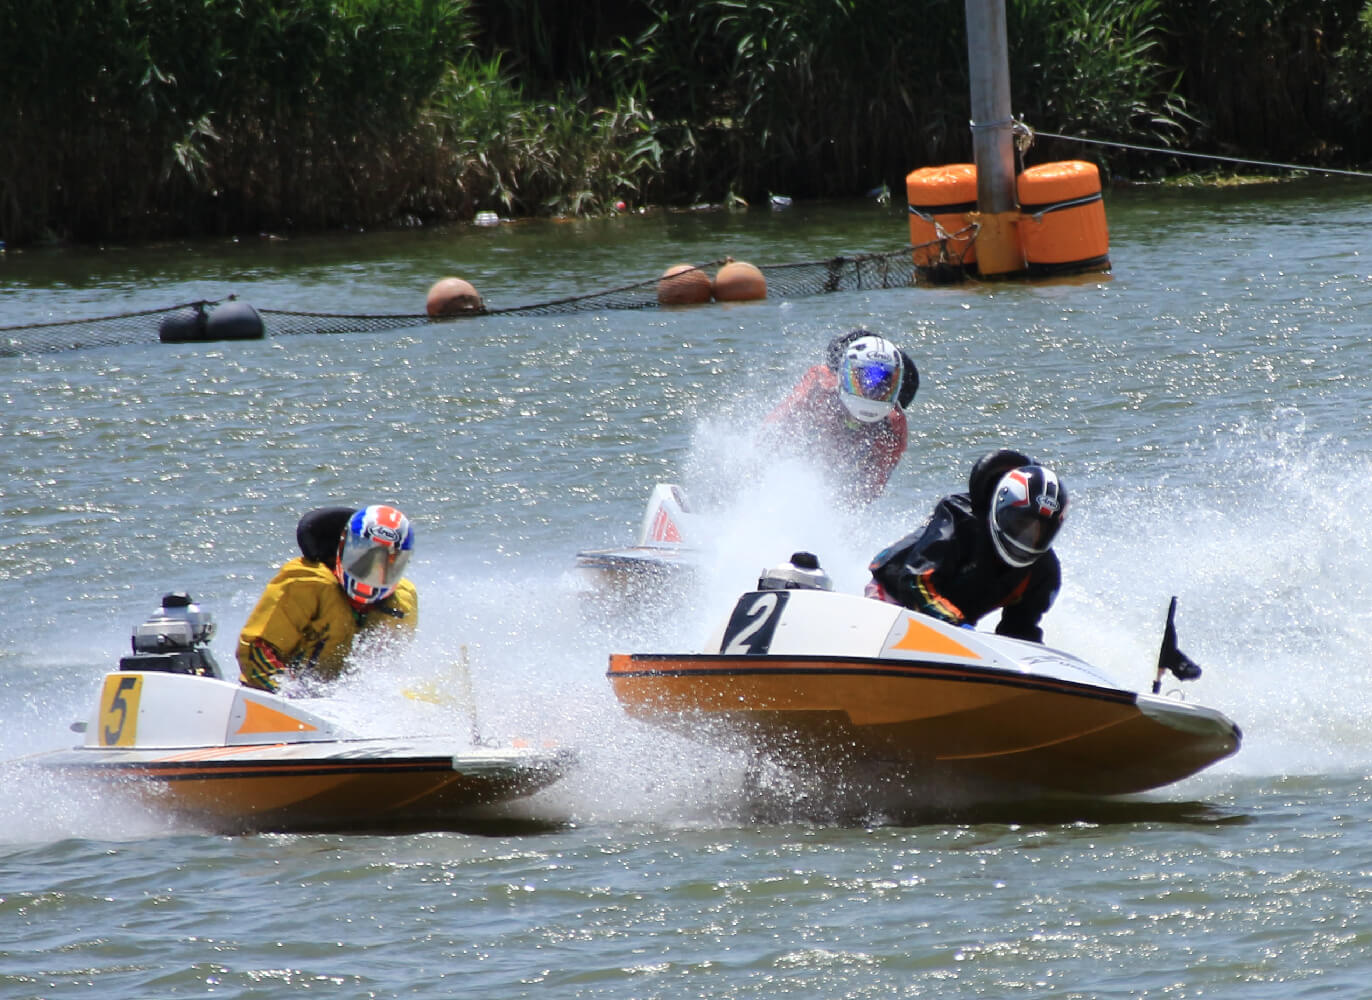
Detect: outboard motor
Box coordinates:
(119, 592, 223, 678)
(757, 551, 834, 591)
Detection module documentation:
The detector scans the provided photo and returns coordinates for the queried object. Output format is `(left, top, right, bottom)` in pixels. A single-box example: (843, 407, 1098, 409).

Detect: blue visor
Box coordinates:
(843, 357, 900, 402)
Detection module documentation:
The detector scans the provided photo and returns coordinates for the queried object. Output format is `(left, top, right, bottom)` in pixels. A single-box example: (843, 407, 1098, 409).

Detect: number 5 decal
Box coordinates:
(721, 591, 789, 654)
(99, 674, 142, 747)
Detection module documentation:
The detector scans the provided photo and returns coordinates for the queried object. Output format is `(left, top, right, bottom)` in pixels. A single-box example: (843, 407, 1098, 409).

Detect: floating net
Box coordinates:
(1, 239, 969, 357)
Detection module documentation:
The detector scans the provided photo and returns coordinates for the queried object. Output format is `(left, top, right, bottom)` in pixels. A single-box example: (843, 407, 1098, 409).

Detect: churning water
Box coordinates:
(2, 181, 1372, 997)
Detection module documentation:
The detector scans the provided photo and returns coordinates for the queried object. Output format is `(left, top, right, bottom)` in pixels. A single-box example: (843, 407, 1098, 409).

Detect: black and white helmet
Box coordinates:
(988, 466, 1067, 567)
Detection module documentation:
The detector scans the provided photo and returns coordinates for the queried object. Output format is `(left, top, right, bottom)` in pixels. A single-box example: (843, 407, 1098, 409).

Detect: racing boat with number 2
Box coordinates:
(608, 556, 1240, 805)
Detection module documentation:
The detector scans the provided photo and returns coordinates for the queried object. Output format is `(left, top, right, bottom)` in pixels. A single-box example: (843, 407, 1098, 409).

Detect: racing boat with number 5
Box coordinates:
(32, 593, 574, 833)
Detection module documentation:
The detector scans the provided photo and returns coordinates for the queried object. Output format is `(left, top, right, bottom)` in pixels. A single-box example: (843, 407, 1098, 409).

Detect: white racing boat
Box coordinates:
(608, 563, 1241, 804)
(33, 594, 575, 833)
(574, 483, 702, 598)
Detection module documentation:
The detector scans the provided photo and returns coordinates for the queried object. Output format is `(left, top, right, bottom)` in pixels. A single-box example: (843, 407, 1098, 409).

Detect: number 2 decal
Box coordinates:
(721, 591, 789, 654)
(99, 674, 142, 747)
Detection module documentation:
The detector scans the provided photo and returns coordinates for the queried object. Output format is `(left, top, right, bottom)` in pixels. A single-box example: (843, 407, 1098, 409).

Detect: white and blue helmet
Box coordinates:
(838, 335, 904, 423)
(335, 504, 414, 605)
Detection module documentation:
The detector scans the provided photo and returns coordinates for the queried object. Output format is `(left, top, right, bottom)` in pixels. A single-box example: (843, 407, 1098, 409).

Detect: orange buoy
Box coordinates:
(905, 163, 978, 268)
(426, 277, 485, 317)
(713, 259, 767, 302)
(657, 263, 712, 306)
(1016, 160, 1110, 275)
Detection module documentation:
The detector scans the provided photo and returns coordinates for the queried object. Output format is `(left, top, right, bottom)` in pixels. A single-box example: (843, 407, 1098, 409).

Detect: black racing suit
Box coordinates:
(867, 491, 1060, 642)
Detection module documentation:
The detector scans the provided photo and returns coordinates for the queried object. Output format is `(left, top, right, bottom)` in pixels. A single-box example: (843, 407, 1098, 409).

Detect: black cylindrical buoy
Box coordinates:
(158, 306, 208, 343)
(205, 300, 265, 341)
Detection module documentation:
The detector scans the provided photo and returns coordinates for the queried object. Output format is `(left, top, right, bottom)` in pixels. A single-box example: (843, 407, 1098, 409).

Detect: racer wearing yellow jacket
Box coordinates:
(237, 505, 418, 693)
(237, 558, 417, 691)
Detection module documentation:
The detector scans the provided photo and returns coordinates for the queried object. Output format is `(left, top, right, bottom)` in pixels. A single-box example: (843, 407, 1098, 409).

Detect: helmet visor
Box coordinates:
(842, 355, 900, 403)
(340, 536, 411, 593)
(993, 505, 1058, 563)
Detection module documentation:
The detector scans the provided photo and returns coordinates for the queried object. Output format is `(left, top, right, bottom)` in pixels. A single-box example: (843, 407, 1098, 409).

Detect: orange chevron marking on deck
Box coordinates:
(237, 699, 319, 735)
(890, 617, 982, 659)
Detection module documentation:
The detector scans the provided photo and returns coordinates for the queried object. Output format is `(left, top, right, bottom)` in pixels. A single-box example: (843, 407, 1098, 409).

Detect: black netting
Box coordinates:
(0, 302, 212, 357)
(1, 240, 967, 357)
(262, 310, 432, 337)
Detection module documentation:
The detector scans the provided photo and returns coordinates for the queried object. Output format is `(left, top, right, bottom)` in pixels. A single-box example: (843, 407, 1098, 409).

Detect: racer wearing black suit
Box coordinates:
(866, 450, 1066, 643)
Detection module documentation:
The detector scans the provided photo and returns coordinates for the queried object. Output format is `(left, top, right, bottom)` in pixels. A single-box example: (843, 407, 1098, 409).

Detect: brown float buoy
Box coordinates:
(712, 259, 767, 302)
(656, 263, 712, 306)
(426, 277, 484, 316)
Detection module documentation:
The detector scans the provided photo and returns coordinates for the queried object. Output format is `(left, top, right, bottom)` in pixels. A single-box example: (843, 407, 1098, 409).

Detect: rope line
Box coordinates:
(0, 244, 953, 356)
(4, 300, 216, 330)
(484, 258, 730, 316)
(1020, 192, 1103, 220)
(1028, 128, 1372, 180)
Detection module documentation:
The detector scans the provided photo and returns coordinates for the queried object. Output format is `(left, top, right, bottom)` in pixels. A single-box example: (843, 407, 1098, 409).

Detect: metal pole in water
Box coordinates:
(964, 0, 1024, 275)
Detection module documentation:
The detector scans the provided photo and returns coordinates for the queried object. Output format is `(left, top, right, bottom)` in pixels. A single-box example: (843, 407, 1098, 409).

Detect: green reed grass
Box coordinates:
(1, 0, 1367, 246)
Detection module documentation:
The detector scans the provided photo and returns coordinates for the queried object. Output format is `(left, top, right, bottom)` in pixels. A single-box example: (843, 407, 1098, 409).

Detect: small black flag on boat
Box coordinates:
(1154, 596, 1203, 693)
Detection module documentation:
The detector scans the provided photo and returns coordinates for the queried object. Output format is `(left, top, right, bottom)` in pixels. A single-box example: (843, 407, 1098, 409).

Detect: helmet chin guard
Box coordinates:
(839, 391, 893, 423)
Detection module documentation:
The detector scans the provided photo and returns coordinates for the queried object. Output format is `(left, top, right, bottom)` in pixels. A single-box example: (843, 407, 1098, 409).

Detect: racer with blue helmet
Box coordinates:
(764, 329, 920, 505)
(237, 504, 418, 693)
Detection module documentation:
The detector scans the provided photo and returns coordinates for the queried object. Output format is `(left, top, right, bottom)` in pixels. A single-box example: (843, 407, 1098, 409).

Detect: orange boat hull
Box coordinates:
(608, 653, 1240, 797)
(41, 741, 574, 833)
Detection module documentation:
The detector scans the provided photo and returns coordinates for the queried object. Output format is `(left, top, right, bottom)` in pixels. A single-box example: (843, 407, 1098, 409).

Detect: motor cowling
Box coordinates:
(757, 552, 834, 591)
(119, 592, 223, 678)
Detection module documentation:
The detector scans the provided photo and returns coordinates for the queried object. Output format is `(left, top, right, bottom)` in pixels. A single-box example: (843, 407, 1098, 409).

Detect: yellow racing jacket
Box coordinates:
(236, 557, 418, 692)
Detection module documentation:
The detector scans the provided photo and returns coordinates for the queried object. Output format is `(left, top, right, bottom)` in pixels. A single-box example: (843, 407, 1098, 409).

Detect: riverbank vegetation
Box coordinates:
(2, 0, 1370, 247)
